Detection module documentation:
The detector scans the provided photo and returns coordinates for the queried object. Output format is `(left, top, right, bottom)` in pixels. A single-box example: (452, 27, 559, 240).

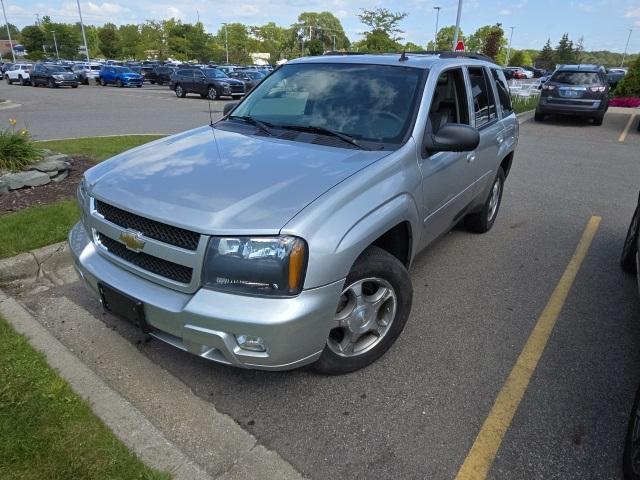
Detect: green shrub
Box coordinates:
(0, 119, 43, 172)
(614, 56, 640, 97)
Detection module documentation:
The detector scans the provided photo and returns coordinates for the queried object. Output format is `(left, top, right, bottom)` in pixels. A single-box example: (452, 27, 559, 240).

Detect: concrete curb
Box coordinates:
(0, 289, 213, 480)
(0, 101, 21, 111)
(35, 133, 168, 142)
(0, 241, 74, 286)
(517, 110, 535, 124)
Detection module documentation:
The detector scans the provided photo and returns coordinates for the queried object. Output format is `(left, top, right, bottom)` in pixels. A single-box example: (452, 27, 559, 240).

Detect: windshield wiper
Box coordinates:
(276, 124, 368, 150)
(228, 115, 274, 136)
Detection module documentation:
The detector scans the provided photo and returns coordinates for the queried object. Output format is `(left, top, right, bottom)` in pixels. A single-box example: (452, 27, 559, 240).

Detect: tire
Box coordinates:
(136, 84, 142, 88)
(175, 84, 185, 98)
(117, 79, 123, 88)
(72, 84, 78, 88)
(313, 246, 413, 375)
(83, 78, 89, 85)
(621, 200, 640, 274)
(149, 80, 156, 85)
(534, 111, 545, 122)
(48, 78, 55, 89)
(592, 115, 604, 126)
(465, 167, 505, 233)
(5, 75, 11, 85)
(624, 383, 640, 480)
(19, 76, 24, 86)
(207, 86, 217, 100)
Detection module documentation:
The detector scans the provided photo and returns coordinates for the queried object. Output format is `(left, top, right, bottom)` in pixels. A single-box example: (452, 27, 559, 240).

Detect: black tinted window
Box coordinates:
(551, 71, 601, 85)
(491, 68, 513, 116)
(468, 67, 498, 128)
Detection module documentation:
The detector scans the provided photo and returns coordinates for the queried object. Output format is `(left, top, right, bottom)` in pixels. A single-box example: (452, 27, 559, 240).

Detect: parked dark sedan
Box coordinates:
(30, 63, 78, 88)
(228, 69, 266, 92)
(145, 66, 176, 85)
(170, 68, 245, 99)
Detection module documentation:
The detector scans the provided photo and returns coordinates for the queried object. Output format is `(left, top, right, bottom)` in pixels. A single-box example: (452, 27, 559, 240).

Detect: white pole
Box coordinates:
(0, 0, 15, 62)
(332, 34, 336, 51)
(223, 23, 229, 64)
(452, 0, 463, 50)
(621, 28, 633, 67)
(506, 26, 515, 65)
(76, 0, 91, 64)
(52, 31, 59, 60)
(433, 6, 441, 49)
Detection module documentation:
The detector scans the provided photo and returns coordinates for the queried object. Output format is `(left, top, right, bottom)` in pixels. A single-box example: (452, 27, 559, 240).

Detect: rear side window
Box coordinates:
(468, 67, 498, 128)
(491, 68, 513, 117)
(551, 71, 601, 85)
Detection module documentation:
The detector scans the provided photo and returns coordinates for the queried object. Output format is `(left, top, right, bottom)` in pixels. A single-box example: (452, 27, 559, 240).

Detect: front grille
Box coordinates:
(230, 85, 244, 93)
(98, 233, 193, 284)
(96, 200, 200, 250)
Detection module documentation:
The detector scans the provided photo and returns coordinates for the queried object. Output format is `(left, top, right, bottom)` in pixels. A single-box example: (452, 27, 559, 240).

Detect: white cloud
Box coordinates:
(166, 6, 183, 19)
(626, 7, 640, 18)
(7, 5, 27, 14)
(237, 4, 260, 17)
(86, 2, 126, 15)
(499, 8, 511, 15)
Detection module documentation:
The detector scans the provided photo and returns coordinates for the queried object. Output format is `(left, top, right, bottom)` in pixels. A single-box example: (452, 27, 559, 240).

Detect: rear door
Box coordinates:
(467, 66, 505, 197)
(419, 67, 478, 244)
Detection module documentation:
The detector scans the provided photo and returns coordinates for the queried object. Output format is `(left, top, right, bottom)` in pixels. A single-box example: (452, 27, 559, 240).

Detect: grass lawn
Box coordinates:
(37, 135, 165, 162)
(0, 316, 170, 480)
(512, 95, 539, 114)
(1, 135, 164, 258)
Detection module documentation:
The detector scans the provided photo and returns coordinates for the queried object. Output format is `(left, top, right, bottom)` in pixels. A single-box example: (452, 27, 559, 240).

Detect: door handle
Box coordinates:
(466, 152, 477, 163)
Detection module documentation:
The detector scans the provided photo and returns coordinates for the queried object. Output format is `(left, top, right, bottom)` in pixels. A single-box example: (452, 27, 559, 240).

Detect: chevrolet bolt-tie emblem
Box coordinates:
(119, 229, 145, 252)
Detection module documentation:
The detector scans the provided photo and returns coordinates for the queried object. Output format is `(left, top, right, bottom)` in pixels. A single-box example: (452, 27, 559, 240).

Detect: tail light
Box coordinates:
(542, 85, 555, 90)
(589, 86, 606, 92)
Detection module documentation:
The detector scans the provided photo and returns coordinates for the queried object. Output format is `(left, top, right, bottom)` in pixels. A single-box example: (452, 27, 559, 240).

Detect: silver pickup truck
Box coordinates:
(70, 52, 518, 374)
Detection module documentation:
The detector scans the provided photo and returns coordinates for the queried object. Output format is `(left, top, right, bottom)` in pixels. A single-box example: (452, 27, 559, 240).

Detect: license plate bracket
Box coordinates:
(98, 283, 151, 333)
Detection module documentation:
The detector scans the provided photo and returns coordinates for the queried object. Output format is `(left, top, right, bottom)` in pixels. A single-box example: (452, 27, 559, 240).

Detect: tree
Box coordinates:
(21, 26, 46, 60)
(0, 23, 20, 41)
(355, 29, 401, 53)
(294, 12, 349, 53)
(614, 56, 640, 96)
(466, 24, 502, 53)
(537, 39, 555, 70)
(253, 22, 296, 61)
(480, 24, 504, 61)
(358, 8, 407, 42)
(509, 50, 526, 67)
(118, 24, 141, 60)
(555, 33, 576, 64)
(434, 26, 463, 51)
(404, 42, 423, 52)
(98, 23, 120, 58)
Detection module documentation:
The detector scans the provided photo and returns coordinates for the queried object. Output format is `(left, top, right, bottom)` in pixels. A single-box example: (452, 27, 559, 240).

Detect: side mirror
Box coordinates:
(223, 102, 239, 116)
(423, 123, 480, 155)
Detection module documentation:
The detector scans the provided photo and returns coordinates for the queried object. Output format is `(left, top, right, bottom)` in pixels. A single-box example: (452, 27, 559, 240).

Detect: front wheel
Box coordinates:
(19, 76, 25, 86)
(624, 384, 640, 480)
(465, 167, 505, 233)
(48, 78, 55, 88)
(313, 246, 413, 375)
(207, 86, 218, 100)
(175, 84, 185, 98)
(621, 200, 640, 274)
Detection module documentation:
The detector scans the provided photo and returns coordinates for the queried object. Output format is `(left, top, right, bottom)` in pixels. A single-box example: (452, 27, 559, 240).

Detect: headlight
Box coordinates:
(220, 82, 230, 88)
(203, 236, 308, 297)
(52, 74, 64, 80)
(76, 178, 90, 222)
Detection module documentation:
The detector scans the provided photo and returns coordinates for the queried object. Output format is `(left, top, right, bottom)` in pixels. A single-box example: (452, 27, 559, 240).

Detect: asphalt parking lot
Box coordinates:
(5, 83, 640, 479)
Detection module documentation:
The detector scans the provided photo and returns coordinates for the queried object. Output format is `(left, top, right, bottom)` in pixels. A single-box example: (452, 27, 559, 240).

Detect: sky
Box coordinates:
(5, 0, 640, 52)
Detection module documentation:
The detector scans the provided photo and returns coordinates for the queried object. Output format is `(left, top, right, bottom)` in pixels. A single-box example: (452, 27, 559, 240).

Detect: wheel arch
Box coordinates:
(500, 152, 514, 178)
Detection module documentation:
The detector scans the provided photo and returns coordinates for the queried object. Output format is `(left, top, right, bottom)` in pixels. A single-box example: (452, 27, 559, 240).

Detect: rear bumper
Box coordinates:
(68, 222, 343, 370)
(537, 97, 607, 116)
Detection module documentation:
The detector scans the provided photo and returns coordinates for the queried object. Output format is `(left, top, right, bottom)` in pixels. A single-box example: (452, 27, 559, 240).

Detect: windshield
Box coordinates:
(246, 71, 265, 79)
(202, 68, 227, 78)
(46, 66, 67, 73)
(113, 66, 133, 73)
(230, 63, 424, 146)
(551, 71, 601, 85)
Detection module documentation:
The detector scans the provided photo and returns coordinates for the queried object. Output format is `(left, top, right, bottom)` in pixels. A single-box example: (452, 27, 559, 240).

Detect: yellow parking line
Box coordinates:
(454, 216, 601, 480)
(619, 114, 637, 143)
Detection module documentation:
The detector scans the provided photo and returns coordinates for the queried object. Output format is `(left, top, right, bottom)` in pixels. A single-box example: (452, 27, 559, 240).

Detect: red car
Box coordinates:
(505, 67, 526, 79)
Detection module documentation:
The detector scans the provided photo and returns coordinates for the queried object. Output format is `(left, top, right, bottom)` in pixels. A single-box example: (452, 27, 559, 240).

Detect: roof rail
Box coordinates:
(323, 51, 366, 56)
(405, 51, 495, 62)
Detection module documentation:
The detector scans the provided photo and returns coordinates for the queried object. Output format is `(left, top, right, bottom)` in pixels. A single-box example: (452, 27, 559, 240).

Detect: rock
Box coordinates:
(2, 170, 50, 189)
(46, 153, 72, 163)
(29, 157, 71, 173)
(40, 149, 54, 156)
(0, 179, 8, 195)
(51, 170, 69, 182)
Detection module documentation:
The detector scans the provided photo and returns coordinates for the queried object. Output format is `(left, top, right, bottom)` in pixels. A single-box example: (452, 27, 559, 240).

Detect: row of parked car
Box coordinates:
(1, 60, 271, 99)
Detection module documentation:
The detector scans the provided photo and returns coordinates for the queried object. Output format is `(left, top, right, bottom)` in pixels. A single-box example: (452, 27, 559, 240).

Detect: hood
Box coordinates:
(220, 78, 243, 86)
(85, 126, 390, 235)
(121, 72, 141, 78)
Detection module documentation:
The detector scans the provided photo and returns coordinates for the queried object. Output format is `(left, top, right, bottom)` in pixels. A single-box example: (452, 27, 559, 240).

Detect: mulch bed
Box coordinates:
(0, 156, 95, 214)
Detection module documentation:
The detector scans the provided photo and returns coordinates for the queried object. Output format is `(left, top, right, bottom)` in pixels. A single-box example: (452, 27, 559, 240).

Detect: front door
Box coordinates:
(192, 70, 207, 95)
(419, 67, 478, 246)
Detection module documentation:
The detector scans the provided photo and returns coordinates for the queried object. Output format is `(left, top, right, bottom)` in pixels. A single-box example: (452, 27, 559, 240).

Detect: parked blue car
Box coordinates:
(98, 66, 143, 87)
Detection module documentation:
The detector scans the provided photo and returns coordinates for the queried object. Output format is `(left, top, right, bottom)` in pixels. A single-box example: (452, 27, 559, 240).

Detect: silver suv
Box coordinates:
(70, 53, 518, 374)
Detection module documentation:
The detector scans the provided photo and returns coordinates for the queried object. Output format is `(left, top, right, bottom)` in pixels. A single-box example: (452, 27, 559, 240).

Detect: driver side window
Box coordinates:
(428, 68, 470, 134)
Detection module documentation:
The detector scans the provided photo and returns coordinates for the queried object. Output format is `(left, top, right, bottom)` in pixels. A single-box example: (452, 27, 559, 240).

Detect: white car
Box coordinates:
(72, 63, 102, 85)
(5, 63, 32, 85)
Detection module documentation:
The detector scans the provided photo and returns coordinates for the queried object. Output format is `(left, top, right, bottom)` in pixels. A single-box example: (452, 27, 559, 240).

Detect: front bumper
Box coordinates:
(54, 80, 79, 86)
(537, 97, 606, 116)
(68, 222, 343, 370)
(121, 78, 143, 86)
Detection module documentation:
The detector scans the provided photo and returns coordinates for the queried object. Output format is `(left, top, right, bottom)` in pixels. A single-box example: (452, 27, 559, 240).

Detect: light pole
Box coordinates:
(433, 6, 441, 49)
(621, 28, 633, 67)
(222, 23, 229, 64)
(51, 30, 59, 60)
(332, 34, 336, 51)
(506, 26, 515, 66)
(0, 0, 15, 62)
(76, 0, 91, 64)
(452, 0, 463, 51)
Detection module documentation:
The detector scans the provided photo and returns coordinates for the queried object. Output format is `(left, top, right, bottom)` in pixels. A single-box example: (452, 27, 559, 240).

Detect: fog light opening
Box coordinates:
(235, 334, 266, 352)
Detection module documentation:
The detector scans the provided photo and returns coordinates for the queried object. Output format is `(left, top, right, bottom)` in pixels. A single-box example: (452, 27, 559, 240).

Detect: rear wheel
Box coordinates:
(465, 167, 505, 233)
(19, 76, 25, 86)
(621, 201, 640, 274)
(313, 246, 413, 375)
(592, 115, 604, 126)
(175, 84, 185, 98)
(5, 75, 11, 85)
